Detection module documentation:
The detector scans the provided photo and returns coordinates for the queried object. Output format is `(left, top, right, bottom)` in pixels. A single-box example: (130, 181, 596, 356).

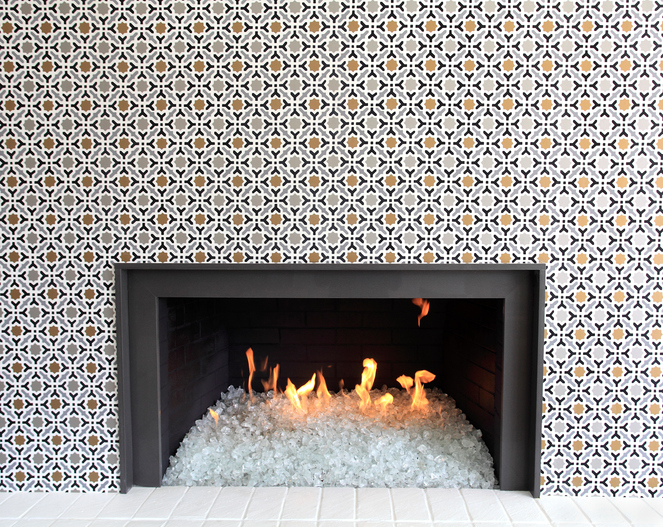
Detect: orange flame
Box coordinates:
(284, 378, 303, 412)
(209, 408, 219, 424)
(246, 348, 255, 402)
(285, 374, 317, 413)
(297, 373, 317, 397)
(316, 369, 331, 400)
(376, 393, 393, 411)
(411, 370, 436, 409)
(261, 363, 280, 394)
(260, 355, 269, 372)
(355, 358, 377, 409)
(412, 298, 430, 327)
(397, 375, 413, 395)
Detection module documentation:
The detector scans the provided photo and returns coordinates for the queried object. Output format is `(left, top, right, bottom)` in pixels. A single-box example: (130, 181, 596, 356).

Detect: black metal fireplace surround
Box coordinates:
(115, 264, 545, 496)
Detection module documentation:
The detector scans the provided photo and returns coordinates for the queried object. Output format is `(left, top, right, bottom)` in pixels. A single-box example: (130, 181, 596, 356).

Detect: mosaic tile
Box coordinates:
(0, 0, 662, 495)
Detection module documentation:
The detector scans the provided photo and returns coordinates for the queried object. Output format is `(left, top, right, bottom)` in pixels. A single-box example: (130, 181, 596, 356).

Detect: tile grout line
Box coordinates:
(275, 487, 289, 525)
(241, 487, 256, 522)
(166, 486, 189, 521)
(14, 492, 49, 520)
(314, 487, 323, 523)
(128, 487, 156, 520)
(570, 496, 612, 525)
(532, 494, 554, 525)
(492, 490, 514, 525)
(421, 488, 434, 524)
(457, 488, 473, 524)
(387, 488, 396, 523)
(353, 487, 357, 524)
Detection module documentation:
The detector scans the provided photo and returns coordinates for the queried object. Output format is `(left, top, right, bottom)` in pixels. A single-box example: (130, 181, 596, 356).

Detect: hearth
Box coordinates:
(115, 264, 544, 495)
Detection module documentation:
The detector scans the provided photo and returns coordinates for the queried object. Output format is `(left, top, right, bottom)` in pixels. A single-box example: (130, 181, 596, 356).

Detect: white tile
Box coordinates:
(460, 489, 509, 522)
(356, 522, 394, 527)
(510, 523, 552, 527)
(64, 493, 117, 519)
(609, 498, 663, 523)
(396, 522, 436, 527)
(472, 523, 512, 527)
(0, 492, 46, 518)
(163, 521, 205, 527)
(22, 492, 81, 519)
(278, 521, 318, 527)
(319, 488, 355, 520)
(0, 522, 17, 527)
(88, 520, 129, 527)
(201, 522, 241, 527)
(7, 520, 58, 527)
(356, 488, 393, 521)
(496, 491, 548, 522)
(50, 520, 92, 527)
(643, 498, 663, 516)
(0, 495, 8, 506)
(391, 488, 431, 522)
(239, 521, 278, 527)
(537, 497, 588, 523)
(548, 524, 592, 527)
(99, 487, 155, 519)
(318, 522, 356, 527)
(124, 521, 165, 527)
(572, 497, 629, 524)
(431, 523, 472, 527)
(425, 488, 470, 522)
(207, 488, 253, 520)
(243, 487, 286, 520)
(280, 487, 320, 520)
(170, 487, 219, 520)
(134, 487, 188, 520)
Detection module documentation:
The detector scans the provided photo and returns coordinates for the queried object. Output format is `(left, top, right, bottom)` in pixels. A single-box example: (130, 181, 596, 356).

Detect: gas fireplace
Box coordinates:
(116, 264, 544, 495)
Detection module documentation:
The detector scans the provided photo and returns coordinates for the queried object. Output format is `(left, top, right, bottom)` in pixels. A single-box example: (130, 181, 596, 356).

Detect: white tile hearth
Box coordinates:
(0, 488, 662, 527)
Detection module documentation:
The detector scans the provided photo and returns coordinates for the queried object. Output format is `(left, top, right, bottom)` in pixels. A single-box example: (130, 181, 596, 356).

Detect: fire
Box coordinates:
(412, 298, 430, 326)
(284, 379, 303, 412)
(297, 373, 316, 397)
(376, 393, 393, 411)
(209, 408, 219, 424)
(316, 369, 331, 400)
(246, 348, 255, 402)
(397, 375, 413, 395)
(261, 364, 280, 394)
(355, 358, 377, 409)
(411, 370, 436, 409)
(284, 373, 317, 413)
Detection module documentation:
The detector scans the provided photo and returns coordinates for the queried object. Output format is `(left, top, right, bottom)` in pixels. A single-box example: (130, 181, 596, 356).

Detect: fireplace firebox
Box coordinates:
(115, 264, 545, 495)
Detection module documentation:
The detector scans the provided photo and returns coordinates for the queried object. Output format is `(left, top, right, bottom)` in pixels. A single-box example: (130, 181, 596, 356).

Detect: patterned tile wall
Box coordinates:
(0, 0, 661, 495)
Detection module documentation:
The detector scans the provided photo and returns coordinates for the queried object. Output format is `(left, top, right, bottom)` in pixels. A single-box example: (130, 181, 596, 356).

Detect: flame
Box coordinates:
(260, 355, 269, 372)
(261, 363, 280, 394)
(412, 298, 430, 327)
(246, 348, 256, 402)
(355, 358, 377, 409)
(284, 378, 303, 412)
(297, 373, 317, 397)
(316, 369, 331, 400)
(411, 370, 436, 409)
(209, 408, 219, 424)
(397, 375, 413, 395)
(376, 393, 393, 411)
(339, 379, 348, 397)
(284, 374, 317, 413)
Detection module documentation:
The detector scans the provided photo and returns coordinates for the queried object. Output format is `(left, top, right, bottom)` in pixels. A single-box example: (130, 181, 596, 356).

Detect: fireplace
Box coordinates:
(115, 264, 545, 495)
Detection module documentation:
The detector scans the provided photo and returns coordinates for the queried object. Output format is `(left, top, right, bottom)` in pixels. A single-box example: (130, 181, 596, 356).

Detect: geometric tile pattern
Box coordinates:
(0, 0, 662, 495)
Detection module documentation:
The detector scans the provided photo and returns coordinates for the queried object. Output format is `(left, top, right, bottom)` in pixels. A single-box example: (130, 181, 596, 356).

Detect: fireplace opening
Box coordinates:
(116, 264, 544, 495)
(161, 297, 504, 486)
